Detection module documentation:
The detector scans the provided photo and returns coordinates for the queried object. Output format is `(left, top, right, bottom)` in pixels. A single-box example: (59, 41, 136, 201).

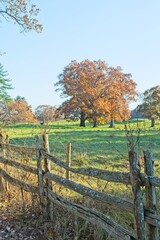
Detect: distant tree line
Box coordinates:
(0, 64, 62, 125)
(0, 61, 159, 127)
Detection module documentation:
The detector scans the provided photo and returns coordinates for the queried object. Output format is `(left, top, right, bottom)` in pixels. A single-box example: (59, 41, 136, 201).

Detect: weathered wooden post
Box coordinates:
(35, 135, 45, 208)
(66, 143, 71, 180)
(42, 133, 53, 219)
(0, 133, 4, 191)
(0, 175, 4, 192)
(4, 134, 9, 157)
(129, 150, 146, 240)
(4, 135, 9, 191)
(143, 150, 159, 240)
(0, 134, 6, 192)
(42, 134, 50, 172)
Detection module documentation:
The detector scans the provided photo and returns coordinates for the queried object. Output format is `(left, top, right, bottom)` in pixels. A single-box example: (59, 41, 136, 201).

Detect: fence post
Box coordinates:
(42, 133, 53, 219)
(4, 135, 9, 191)
(143, 150, 159, 240)
(66, 143, 71, 180)
(42, 134, 50, 172)
(129, 150, 146, 240)
(0, 177, 4, 192)
(35, 135, 45, 208)
(3, 134, 9, 157)
(0, 134, 4, 191)
(0, 134, 7, 192)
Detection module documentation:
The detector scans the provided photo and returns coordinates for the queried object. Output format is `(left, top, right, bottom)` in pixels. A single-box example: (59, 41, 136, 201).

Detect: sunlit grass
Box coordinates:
(1, 119, 160, 235)
(1, 118, 159, 173)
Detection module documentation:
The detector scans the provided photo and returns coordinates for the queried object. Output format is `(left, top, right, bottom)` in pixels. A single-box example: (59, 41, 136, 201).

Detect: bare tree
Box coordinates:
(35, 105, 61, 123)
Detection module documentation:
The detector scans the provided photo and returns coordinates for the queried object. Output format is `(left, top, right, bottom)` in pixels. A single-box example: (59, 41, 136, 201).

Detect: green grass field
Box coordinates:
(1, 119, 160, 238)
(2, 118, 160, 171)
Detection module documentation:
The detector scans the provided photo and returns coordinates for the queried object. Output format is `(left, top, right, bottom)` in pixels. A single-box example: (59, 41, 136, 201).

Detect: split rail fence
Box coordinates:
(0, 134, 160, 239)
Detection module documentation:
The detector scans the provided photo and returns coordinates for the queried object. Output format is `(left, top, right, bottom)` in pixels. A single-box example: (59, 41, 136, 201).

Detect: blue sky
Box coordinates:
(1, 0, 160, 110)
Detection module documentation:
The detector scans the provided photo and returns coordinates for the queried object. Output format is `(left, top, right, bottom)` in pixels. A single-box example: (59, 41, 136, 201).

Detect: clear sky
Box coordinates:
(1, 0, 160, 110)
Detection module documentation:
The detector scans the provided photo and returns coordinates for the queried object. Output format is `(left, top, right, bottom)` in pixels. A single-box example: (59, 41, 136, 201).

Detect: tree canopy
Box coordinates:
(0, 0, 42, 32)
(55, 59, 137, 127)
(8, 99, 37, 123)
(136, 85, 160, 127)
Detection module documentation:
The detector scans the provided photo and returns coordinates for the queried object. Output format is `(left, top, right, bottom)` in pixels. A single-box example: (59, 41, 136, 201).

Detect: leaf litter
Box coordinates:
(0, 191, 56, 240)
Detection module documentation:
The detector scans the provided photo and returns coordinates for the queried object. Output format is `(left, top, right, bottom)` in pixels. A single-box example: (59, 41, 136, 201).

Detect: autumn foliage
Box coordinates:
(56, 60, 137, 127)
(8, 99, 37, 123)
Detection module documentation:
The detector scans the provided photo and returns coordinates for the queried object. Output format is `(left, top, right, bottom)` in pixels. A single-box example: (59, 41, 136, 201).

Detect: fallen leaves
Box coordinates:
(0, 191, 46, 239)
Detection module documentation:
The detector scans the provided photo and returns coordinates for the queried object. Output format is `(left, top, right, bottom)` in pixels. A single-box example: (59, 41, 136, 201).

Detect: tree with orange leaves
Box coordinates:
(56, 60, 137, 127)
(8, 99, 37, 123)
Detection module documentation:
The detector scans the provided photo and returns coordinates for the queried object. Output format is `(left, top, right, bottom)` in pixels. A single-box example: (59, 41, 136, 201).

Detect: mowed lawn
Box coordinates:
(3, 118, 160, 173)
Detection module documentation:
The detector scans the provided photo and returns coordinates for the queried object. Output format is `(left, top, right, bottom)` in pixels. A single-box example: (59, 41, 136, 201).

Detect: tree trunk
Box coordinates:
(93, 117, 98, 128)
(109, 118, 114, 128)
(92, 112, 98, 127)
(151, 117, 155, 127)
(80, 111, 86, 127)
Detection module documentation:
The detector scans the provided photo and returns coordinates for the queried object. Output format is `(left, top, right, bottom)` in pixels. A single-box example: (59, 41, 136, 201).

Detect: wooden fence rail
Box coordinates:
(0, 168, 38, 193)
(0, 134, 160, 239)
(0, 143, 37, 154)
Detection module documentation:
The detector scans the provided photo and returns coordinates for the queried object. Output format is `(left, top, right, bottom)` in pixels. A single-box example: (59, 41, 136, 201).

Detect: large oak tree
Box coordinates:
(56, 60, 111, 127)
(55, 60, 137, 127)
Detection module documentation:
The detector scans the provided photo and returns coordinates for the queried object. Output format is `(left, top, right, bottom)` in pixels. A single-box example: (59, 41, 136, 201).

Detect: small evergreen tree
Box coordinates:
(0, 63, 12, 101)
